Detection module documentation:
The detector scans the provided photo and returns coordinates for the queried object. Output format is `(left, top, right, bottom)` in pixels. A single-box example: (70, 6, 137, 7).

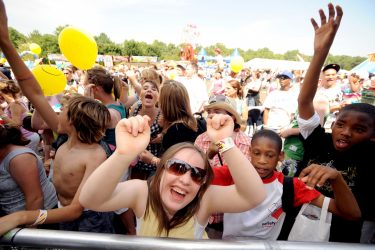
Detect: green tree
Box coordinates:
(40, 34, 60, 55)
(94, 32, 122, 55)
(28, 30, 43, 44)
(8, 27, 27, 50)
(161, 43, 180, 60)
(254, 47, 274, 59)
(123, 39, 145, 56)
(100, 43, 123, 55)
(54, 25, 70, 37)
(283, 50, 300, 61)
(95, 32, 113, 44)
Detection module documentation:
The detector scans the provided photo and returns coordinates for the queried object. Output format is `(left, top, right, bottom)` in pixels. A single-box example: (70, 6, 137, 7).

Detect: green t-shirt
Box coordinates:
(283, 118, 304, 161)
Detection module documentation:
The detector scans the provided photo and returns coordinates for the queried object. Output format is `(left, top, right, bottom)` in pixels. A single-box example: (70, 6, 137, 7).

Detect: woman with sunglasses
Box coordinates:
(80, 114, 266, 238)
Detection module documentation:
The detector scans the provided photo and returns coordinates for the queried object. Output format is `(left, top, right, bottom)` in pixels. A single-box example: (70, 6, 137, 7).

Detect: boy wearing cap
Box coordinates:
(318, 64, 343, 112)
(194, 94, 251, 238)
(262, 71, 297, 133)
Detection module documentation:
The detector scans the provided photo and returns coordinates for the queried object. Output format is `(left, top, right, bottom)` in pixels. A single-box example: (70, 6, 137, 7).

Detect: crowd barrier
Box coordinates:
(1, 228, 374, 250)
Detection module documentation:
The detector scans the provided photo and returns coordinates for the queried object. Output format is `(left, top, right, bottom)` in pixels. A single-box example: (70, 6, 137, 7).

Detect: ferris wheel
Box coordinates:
(180, 24, 200, 61)
(181, 23, 200, 49)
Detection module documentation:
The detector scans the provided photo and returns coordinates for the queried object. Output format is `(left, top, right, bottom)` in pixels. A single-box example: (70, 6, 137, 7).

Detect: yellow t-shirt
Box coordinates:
(136, 206, 208, 239)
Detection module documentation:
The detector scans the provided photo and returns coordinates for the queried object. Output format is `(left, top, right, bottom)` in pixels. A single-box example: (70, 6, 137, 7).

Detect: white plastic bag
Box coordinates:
(288, 197, 332, 242)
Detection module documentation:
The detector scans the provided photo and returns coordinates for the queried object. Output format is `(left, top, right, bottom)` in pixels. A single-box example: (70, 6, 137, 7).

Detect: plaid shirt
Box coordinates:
(195, 131, 251, 224)
(132, 101, 162, 172)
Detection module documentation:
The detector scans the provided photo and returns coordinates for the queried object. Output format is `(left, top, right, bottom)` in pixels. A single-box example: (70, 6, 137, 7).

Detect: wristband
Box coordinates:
(30, 209, 48, 226)
(215, 137, 235, 154)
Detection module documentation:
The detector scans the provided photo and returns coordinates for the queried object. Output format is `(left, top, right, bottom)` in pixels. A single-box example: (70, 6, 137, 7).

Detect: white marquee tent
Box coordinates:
(244, 58, 310, 71)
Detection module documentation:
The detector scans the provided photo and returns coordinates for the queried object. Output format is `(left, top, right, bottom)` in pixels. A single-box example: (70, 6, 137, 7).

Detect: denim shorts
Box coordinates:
(59, 210, 115, 233)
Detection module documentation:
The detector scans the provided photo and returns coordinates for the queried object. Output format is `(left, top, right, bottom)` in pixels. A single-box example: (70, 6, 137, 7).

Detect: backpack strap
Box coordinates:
(99, 140, 113, 158)
(278, 176, 296, 240)
(281, 176, 294, 213)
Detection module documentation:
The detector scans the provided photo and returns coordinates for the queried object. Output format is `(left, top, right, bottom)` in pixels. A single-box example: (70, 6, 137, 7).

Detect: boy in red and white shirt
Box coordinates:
(213, 129, 360, 240)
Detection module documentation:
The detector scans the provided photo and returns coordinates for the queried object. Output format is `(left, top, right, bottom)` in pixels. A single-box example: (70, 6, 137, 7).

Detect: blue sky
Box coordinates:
(4, 0, 375, 57)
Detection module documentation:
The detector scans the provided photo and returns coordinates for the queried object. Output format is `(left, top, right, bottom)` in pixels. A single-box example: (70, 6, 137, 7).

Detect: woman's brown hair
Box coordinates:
(145, 142, 213, 236)
(228, 79, 244, 99)
(0, 124, 30, 148)
(0, 80, 21, 98)
(159, 80, 197, 131)
(86, 66, 122, 101)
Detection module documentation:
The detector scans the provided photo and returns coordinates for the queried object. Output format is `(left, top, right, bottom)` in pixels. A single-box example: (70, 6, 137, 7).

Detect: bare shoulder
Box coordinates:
(78, 143, 107, 165)
(108, 108, 122, 124)
(118, 179, 149, 218)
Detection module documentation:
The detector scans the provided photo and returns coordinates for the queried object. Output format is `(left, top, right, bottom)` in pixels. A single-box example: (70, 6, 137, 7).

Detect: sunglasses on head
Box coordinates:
(165, 158, 207, 185)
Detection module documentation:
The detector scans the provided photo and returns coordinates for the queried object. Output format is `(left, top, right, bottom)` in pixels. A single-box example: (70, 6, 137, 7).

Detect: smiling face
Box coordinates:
(159, 148, 205, 218)
(331, 110, 374, 152)
(250, 137, 283, 179)
(140, 81, 159, 108)
(322, 69, 338, 89)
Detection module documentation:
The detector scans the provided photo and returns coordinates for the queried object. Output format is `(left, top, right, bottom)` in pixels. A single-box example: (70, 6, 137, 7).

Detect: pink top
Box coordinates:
(5, 100, 34, 138)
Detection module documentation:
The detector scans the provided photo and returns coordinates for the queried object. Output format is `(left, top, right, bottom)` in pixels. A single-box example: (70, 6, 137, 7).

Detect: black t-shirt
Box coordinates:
(162, 123, 198, 152)
(299, 124, 375, 242)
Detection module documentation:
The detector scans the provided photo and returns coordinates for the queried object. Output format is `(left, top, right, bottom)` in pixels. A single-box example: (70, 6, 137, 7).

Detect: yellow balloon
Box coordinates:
(29, 43, 42, 55)
(230, 56, 244, 73)
(32, 65, 67, 96)
(58, 26, 98, 70)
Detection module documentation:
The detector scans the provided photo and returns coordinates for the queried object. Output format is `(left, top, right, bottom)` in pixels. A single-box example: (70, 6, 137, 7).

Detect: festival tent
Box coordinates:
(244, 58, 310, 71)
(231, 48, 240, 57)
(197, 48, 208, 62)
(350, 59, 375, 75)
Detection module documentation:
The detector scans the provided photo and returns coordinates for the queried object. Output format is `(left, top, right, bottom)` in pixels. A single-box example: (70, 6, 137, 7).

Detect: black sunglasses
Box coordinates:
(165, 158, 207, 185)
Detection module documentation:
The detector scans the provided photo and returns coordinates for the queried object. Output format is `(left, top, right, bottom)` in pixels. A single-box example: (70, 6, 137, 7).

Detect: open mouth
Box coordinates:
(170, 187, 186, 202)
(335, 139, 350, 149)
(145, 94, 153, 100)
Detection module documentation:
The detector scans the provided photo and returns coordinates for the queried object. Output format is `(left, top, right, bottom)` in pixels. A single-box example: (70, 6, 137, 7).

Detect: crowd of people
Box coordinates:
(0, 0, 374, 245)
